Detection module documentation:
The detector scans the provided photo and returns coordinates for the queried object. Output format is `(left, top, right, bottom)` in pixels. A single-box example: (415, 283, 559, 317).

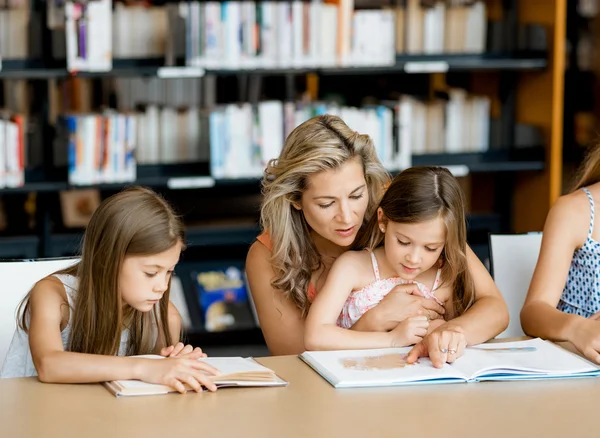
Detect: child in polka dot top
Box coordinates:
(522, 143, 600, 364)
(305, 167, 509, 367)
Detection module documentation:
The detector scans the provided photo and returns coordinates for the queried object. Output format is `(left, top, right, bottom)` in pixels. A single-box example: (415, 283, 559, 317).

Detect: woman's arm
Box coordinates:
(520, 195, 600, 362)
(350, 283, 446, 332)
(29, 278, 218, 390)
(442, 244, 509, 345)
(245, 241, 307, 355)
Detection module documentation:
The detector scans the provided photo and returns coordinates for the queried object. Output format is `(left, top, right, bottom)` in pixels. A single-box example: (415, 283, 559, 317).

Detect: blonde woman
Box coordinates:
(246, 115, 452, 355)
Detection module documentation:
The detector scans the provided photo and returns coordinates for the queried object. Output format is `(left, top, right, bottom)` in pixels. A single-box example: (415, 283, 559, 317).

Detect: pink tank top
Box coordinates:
(337, 250, 444, 329)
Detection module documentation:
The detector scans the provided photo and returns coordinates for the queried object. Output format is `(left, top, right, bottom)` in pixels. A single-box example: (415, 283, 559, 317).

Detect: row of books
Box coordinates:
(57, 112, 137, 186)
(401, 0, 487, 55)
(207, 93, 490, 179)
(37, 0, 488, 72)
(132, 0, 488, 66)
(0, 111, 26, 188)
(57, 88, 491, 184)
(168, 0, 394, 68)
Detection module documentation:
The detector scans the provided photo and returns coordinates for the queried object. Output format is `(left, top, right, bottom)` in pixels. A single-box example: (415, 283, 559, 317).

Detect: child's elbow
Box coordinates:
(497, 301, 510, 333)
(304, 332, 318, 351)
(35, 355, 59, 383)
(304, 327, 326, 351)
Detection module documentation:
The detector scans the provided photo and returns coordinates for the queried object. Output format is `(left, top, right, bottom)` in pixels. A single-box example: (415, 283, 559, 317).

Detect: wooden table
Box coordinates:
(0, 353, 597, 438)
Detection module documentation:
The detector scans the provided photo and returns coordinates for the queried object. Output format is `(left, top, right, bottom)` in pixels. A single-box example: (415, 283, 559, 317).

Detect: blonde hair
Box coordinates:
(354, 166, 475, 316)
(19, 186, 185, 356)
(261, 114, 390, 316)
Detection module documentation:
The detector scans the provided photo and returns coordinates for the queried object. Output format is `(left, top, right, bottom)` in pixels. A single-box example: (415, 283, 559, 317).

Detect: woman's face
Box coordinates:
(296, 157, 369, 248)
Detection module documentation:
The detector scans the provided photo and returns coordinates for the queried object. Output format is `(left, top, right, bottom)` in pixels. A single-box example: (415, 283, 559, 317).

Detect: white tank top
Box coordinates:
(0, 274, 139, 379)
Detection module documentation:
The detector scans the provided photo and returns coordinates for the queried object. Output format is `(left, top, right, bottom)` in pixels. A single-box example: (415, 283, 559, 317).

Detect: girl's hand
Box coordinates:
(160, 342, 207, 358)
(427, 318, 446, 334)
(570, 318, 600, 364)
(375, 284, 445, 330)
(388, 316, 429, 347)
(136, 356, 221, 393)
(405, 324, 467, 368)
(589, 312, 600, 321)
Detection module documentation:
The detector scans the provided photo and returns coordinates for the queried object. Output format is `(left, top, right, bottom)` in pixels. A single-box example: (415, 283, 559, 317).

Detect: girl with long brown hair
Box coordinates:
(1, 187, 219, 393)
(305, 167, 509, 367)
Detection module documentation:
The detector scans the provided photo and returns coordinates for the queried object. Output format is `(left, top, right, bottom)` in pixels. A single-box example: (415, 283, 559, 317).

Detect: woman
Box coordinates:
(246, 115, 504, 355)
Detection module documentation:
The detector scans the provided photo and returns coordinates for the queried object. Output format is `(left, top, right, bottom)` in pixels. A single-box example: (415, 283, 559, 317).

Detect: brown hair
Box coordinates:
(260, 114, 390, 316)
(19, 186, 185, 356)
(354, 166, 475, 316)
(573, 143, 600, 191)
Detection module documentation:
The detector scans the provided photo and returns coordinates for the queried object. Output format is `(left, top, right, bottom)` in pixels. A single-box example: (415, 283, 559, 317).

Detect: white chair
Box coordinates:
(488, 233, 543, 338)
(0, 257, 79, 366)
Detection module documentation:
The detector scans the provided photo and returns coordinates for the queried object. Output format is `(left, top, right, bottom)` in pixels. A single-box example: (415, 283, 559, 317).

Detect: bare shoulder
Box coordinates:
(546, 191, 590, 245)
(246, 240, 272, 271)
(334, 250, 371, 270)
(29, 275, 68, 304)
(554, 189, 589, 212)
(28, 275, 70, 328)
(332, 250, 376, 288)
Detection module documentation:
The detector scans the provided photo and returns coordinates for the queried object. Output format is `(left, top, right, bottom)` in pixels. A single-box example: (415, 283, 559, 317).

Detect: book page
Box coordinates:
(199, 357, 275, 381)
(452, 338, 600, 380)
(301, 348, 468, 388)
(113, 356, 278, 394)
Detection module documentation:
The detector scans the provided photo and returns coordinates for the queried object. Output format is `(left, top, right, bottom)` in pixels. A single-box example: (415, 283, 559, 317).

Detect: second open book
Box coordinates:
(299, 338, 600, 388)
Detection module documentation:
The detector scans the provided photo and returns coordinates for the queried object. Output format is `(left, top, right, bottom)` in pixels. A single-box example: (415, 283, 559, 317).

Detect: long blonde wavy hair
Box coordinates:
(18, 186, 184, 356)
(354, 167, 475, 317)
(261, 114, 390, 316)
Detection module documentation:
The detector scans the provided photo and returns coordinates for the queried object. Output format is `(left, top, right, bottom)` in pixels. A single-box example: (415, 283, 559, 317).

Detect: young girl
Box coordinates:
(522, 144, 600, 364)
(0, 187, 220, 393)
(305, 167, 509, 367)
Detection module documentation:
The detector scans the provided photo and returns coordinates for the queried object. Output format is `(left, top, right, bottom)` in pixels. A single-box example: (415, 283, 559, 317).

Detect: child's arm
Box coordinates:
(407, 244, 509, 368)
(304, 252, 429, 351)
(28, 278, 219, 392)
(521, 196, 600, 363)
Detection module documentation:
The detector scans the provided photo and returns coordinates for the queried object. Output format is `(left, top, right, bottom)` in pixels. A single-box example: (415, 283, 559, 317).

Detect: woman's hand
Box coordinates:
(405, 323, 467, 368)
(368, 284, 446, 331)
(135, 355, 221, 393)
(160, 342, 207, 359)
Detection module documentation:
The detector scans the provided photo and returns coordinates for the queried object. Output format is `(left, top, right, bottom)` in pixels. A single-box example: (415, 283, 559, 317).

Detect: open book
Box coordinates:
(299, 338, 600, 389)
(104, 356, 288, 397)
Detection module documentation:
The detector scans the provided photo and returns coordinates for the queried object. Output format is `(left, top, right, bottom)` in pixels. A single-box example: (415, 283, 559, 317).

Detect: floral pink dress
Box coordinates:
(337, 250, 443, 329)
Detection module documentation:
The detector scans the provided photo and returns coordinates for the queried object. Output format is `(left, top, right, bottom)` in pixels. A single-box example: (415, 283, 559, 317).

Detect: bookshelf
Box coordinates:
(0, 0, 566, 347)
(1, 52, 548, 78)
